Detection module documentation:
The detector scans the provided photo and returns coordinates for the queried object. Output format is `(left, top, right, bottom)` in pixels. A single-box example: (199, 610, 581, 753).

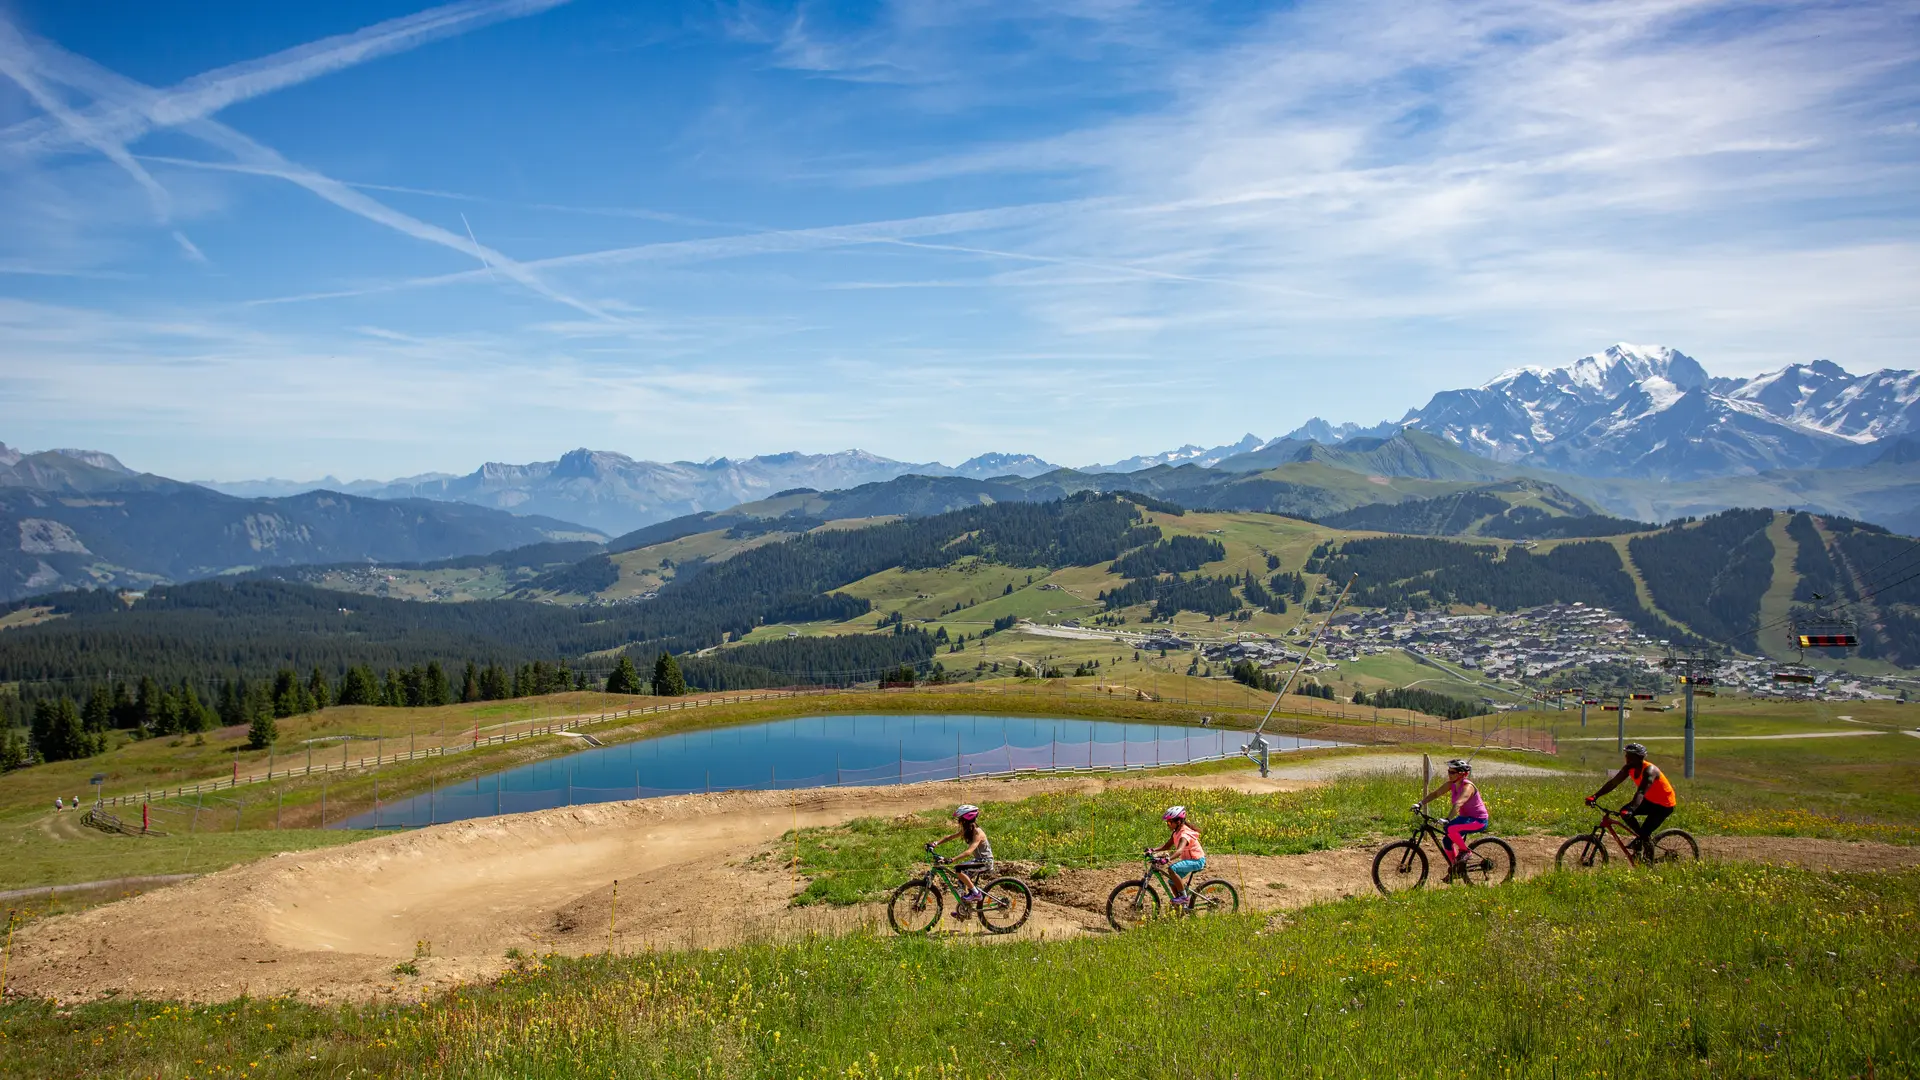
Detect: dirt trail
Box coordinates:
(8, 772, 1915, 1005)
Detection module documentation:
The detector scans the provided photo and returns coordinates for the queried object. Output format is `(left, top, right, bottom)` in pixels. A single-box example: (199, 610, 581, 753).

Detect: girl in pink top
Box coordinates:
(1416, 759, 1489, 874)
(1151, 806, 1207, 906)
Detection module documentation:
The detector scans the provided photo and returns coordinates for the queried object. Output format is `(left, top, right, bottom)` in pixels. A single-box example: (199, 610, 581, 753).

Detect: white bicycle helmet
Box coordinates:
(953, 804, 981, 822)
(1163, 805, 1187, 822)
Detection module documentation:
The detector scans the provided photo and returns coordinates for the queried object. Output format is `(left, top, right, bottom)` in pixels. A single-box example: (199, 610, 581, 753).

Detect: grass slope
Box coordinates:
(3, 864, 1914, 1077)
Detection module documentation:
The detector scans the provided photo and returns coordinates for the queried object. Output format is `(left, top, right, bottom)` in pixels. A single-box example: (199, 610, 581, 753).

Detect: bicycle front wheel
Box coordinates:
(1106, 881, 1160, 932)
(977, 878, 1033, 934)
(887, 881, 943, 935)
(1555, 835, 1608, 872)
(1650, 829, 1699, 865)
(1464, 837, 1517, 886)
(1372, 840, 1428, 896)
(1189, 879, 1239, 916)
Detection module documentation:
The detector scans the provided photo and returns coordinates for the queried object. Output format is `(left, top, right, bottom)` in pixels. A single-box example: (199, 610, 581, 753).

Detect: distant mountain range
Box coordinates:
(0, 443, 601, 602)
(194, 449, 1068, 534)
(12, 341, 1920, 604)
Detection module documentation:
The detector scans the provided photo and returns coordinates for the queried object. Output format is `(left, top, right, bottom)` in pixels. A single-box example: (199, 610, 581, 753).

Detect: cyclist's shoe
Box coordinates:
(1170, 895, 1193, 908)
(961, 889, 986, 904)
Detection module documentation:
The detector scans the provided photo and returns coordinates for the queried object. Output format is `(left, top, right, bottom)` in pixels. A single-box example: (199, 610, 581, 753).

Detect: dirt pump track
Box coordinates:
(7, 771, 1917, 1005)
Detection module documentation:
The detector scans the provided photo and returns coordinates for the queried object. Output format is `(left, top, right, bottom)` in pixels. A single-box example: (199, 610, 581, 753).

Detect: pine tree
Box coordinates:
(134, 675, 161, 734)
(271, 669, 304, 718)
(424, 661, 451, 707)
(651, 652, 688, 697)
(480, 664, 510, 701)
(245, 680, 275, 725)
(82, 686, 112, 733)
(307, 667, 331, 710)
(177, 679, 212, 732)
(247, 709, 278, 750)
(0, 727, 27, 771)
(30, 697, 93, 762)
(460, 661, 480, 703)
(337, 665, 379, 707)
(219, 679, 247, 728)
(606, 655, 644, 694)
(153, 685, 183, 736)
(110, 682, 137, 730)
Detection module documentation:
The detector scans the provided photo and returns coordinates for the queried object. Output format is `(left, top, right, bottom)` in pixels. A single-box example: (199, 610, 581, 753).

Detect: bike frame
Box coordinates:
(1143, 854, 1182, 895)
(1407, 810, 1475, 867)
(1583, 807, 1652, 867)
(917, 857, 1005, 909)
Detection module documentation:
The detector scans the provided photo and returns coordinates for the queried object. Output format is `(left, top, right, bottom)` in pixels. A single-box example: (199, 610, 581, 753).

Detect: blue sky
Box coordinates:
(1, 0, 1916, 481)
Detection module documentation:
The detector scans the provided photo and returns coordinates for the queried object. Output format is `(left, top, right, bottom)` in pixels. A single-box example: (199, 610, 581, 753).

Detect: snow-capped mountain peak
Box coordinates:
(1390, 344, 1918, 480)
(1486, 343, 1706, 401)
(1082, 434, 1264, 473)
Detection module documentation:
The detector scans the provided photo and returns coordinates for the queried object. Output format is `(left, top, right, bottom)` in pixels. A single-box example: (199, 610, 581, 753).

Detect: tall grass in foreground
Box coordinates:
(3, 864, 1915, 1078)
(790, 774, 1920, 905)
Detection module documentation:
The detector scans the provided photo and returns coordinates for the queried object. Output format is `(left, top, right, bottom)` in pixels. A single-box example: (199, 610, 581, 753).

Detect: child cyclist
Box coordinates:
(927, 804, 994, 919)
(1416, 759, 1489, 878)
(1588, 742, 1677, 857)
(1149, 806, 1206, 907)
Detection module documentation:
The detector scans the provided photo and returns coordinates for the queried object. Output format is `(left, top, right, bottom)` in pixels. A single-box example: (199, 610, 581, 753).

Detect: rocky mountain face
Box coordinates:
(1392, 344, 1919, 481)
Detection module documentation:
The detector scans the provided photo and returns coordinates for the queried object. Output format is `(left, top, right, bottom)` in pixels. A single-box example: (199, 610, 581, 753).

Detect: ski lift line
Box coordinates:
(1830, 526, 1920, 584)
(1252, 572, 1357, 738)
(1855, 564, 1920, 605)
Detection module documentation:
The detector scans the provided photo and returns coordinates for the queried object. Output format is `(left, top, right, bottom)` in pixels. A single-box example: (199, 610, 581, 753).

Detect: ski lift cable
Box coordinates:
(1251, 572, 1357, 738)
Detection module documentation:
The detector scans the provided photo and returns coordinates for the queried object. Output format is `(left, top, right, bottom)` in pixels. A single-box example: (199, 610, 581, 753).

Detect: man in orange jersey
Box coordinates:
(1588, 743, 1677, 859)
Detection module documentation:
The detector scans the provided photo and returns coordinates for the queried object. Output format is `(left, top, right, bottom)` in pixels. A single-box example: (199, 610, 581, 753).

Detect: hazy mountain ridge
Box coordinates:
(0, 452, 606, 603)
(192, 448, 1063, 533)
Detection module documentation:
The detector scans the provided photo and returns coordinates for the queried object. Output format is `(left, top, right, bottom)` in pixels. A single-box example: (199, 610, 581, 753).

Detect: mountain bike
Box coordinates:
(886, 854, 1033, 935)
(1556, 804, 1698, 870)
(1371, 808, 1518, 896)
(1105, 851, 1240, 931)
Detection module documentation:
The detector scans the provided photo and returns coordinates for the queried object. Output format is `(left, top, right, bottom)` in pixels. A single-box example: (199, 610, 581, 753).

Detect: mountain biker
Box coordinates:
(1589, 743, 1677, 857)
(928, 804, 994, 919)
(1416, 759, 1488, 876)
(1149, 806, 1206, 907)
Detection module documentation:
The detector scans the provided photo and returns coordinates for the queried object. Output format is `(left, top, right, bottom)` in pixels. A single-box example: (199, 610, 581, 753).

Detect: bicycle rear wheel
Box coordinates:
(977, 878, 1033, 934)
(1464, 837, 1517, 886)
(887, 881, 943, 935)
(1189, 879, 1239, 916)
(1555, 835, 1608, 872)
(1650, 829, 1699, 864)
(1106, 881, 1160, 932)
(1371, 840, 1428, 896)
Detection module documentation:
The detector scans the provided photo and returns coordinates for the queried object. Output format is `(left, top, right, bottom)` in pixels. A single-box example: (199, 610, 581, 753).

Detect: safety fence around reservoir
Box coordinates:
(339, 727, 1349, 829)
(95, 688, 835, 809)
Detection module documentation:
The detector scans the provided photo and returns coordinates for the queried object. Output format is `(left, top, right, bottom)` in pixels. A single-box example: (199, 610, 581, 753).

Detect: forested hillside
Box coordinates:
(1628, 509, 1774, 652)
(0, 493, 1156, 707)
(1311, 537, 1675, 641)
(1317, 488, 1650, 539)
(1822, 518, 1920, 666)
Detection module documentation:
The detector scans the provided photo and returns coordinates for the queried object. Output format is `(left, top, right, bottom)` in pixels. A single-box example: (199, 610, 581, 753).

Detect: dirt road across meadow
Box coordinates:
(7, 766, 1914, 1004)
